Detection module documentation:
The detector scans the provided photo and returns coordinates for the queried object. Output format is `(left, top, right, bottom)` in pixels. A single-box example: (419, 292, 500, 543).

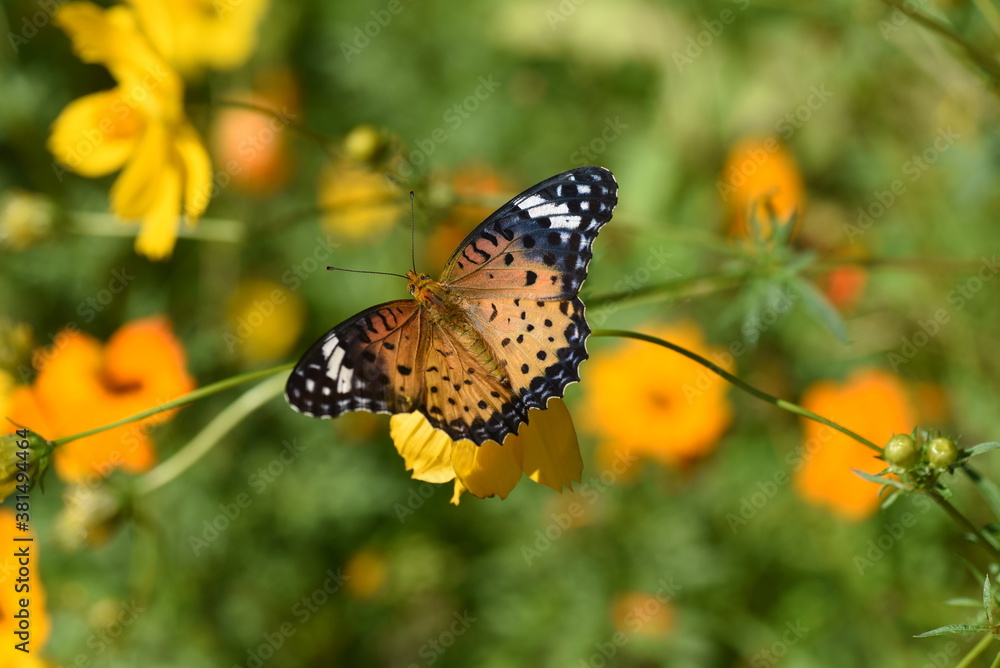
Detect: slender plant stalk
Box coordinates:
(927, 489, 1000, 563)
(51, 363, 294, 447)
(135, 374, 287, 496)
(212, 99, 338, 152)
(592, 329, 882, 452)
(956, 633, 995, 668)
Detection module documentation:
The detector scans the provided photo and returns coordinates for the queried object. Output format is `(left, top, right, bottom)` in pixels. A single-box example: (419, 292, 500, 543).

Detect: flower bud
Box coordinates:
(884, 433, 919, 469)
(0, 190, 56, 250)
(55, 485, 126, 550)
(926, 437, 959, 469)
(0, 429, 47, 503)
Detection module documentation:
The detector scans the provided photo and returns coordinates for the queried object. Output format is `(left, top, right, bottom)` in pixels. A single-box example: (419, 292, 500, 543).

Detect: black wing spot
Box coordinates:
(504, 253, 514, 266)
(481, 230, 498, 245)
(397, 365, 412, 376)
(523, 235, 535, 248)
(536, 301, 545, 308)
(383, 341, 396, 350)
(559, 301, 569, 315)
(490, 391, 501, 398)
(448, 397, 457, 405)
(517, 334, 524, 343)
(542, 252, 556, 266)
(536, 350, 547, 361)
(547, 231, 561, 246)
(520, 364, 530, 374)
(501, 337, 511, 347)
(478, 400, 488, 409)
(362, 350, 377, 363)
(525, 271, 537, 286)
(520, 311, 527, 320)
(430, 386, 439, 393)
(526, 324, 535, 332)
(544, 319, 552, 327)
(489, 303, 498, 321)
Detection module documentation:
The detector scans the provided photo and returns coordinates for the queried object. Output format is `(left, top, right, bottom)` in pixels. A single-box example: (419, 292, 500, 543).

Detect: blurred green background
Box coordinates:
(2, 0, 1000, 666)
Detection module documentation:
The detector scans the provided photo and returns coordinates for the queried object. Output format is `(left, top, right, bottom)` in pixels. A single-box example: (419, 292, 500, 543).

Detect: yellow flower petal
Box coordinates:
(389, 412, 457, 484)
(110, 122, 169, 220)
(451, 436, 524, 499)
(48, 90, 141, 177)
(133, 148, 183, 259)
(450, 478, 466, 505)
(176, 120, 212, 219)
(520, 398, 582, 492)
(55, 2, 182, 120)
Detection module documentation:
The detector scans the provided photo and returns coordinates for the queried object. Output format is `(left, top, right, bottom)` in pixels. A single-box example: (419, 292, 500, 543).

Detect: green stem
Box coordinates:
(51, 363, 294, 447)
(586, 271, 747, 309)
(591, 330, 882, 453)
(71, 212, 246, 244)
(956, 632, 994, 668)
(135, 374, 286, 496)
(880, 0, 1000, 85)
(927, 489, 1000, 563)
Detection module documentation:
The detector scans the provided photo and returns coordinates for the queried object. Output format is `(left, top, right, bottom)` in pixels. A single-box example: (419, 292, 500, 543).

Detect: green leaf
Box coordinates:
(786, 277, 851, 344)
(853, 469, 907, 489)
(964, 442, 1000, 459)
(986, 574, 995, 626)
(946, 597, 985, 608)
(915, 624, 990, 638)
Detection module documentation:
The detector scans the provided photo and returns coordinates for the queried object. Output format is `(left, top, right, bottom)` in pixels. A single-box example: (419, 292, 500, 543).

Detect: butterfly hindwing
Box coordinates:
(285, 300, 426, 418)
(463, 296, 589, 411)
(440, 166, 618, 299)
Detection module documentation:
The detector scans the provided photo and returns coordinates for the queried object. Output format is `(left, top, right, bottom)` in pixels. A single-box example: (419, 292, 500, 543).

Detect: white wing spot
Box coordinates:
(305, 379, 316, 393)
(549, 215, 583, 230)
(321, 336, 340, 358)
(336, 368, 354, 393)
(577, 185, 591, 194)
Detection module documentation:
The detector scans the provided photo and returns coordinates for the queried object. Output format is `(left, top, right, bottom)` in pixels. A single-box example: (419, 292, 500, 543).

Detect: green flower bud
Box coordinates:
(927, 437, 959, 469)
(884, 433, 919, 469)
(0, 429, 45, 503)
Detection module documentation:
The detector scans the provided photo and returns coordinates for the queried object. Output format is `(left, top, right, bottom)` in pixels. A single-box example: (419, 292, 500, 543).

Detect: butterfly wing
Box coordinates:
(439, 166, 617, 417)
(439, 166, 618, 299)
(285, 300, 427, 418)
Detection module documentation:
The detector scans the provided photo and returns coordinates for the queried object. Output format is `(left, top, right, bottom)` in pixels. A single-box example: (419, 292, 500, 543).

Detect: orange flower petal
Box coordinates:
(794, 368, 916, 521)
(0, 508, 50, 652)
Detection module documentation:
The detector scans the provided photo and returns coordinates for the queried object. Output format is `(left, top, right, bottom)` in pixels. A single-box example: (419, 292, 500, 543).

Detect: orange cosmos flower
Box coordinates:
(611, 591, 677, 637)
(4, 317, 195, 483)
(0, 508, 50, 667)
(794, 368, 917, 521)
(720, 135, 804, 241)
(389, 398, 582, 503)
(583, 321, 734, 468)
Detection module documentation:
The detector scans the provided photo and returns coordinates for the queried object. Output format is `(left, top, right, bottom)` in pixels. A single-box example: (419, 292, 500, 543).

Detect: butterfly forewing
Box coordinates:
(440, 166, 618, 299)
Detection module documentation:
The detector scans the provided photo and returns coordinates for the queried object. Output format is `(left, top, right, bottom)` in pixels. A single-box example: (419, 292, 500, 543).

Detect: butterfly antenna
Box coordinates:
(325, 266, 408, 280)
(409, 190, 416, 274)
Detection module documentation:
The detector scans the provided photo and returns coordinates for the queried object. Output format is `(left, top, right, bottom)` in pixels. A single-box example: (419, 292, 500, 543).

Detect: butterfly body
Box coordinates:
(287, 166, 618, 445)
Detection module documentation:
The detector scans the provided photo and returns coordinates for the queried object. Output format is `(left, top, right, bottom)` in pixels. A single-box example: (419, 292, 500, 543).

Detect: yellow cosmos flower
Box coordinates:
(48, 2, 211, 260)
(389, 398, 582, 503)
(318, 157, 406, 242)
(127, 0, 269, 77)
(583, 321, 734, 468)
(224, 279, 306, 363)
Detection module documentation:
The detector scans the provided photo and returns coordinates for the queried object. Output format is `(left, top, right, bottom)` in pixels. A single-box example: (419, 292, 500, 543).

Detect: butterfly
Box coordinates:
(285, 166, 618, 445)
